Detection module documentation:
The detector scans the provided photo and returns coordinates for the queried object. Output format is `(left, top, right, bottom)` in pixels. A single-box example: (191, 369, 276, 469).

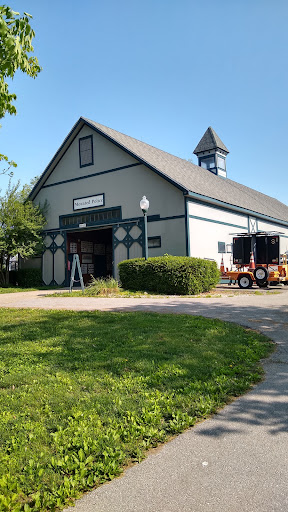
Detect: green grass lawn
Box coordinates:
(0, 287, 40, 294)
(0, 309, 273, 511)
(0, 286, 59, 294)
(50, 289, 158, 298)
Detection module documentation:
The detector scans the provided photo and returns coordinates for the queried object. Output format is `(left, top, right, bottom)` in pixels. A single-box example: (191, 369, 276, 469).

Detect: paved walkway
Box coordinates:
(1, 288, 288, 511)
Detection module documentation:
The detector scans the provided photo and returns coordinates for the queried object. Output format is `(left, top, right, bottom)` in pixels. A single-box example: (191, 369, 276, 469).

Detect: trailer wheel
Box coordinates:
(238, 274, 253, 289)
(254, 266, 269, 285)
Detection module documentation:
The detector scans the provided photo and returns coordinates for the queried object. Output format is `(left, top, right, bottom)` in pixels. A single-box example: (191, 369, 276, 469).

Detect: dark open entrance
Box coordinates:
(67, 227, 113, 285)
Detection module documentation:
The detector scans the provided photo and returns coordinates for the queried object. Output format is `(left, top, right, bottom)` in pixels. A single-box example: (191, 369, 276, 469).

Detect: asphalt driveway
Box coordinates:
(1, 287, 288, 511)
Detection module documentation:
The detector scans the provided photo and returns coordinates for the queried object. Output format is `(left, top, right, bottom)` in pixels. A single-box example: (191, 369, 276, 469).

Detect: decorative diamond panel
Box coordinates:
(44, 236, 52, 248)
(129, 225, 141, 240)
(55, 234, 64, 247)
(114, 227, 127, 241)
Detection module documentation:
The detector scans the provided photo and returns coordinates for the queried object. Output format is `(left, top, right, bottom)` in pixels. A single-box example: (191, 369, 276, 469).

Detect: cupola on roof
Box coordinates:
(193, 126, 229, 155)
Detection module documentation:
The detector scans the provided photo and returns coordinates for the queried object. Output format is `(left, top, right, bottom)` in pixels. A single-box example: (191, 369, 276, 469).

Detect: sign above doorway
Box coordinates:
(73, 193, 104, 211)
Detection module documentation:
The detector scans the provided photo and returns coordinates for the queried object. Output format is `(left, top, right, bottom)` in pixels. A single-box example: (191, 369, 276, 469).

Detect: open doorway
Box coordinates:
(67, 227, 113, 285)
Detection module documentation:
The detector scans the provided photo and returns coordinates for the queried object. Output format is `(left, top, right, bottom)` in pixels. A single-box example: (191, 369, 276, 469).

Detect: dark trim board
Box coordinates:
(186, 194, 288, 228)
(43, 213, 186, 234)
(188, 214, 247, 230)
(186, 196, 249, 223)
(59, 206, 122, 230)
(60, 205, 121, 221)
(184, 197, 189, 256)
(147, 214, 160, 222)
(42, 163, 141, 190)
(152, 214, 185, 222)
(257, 216, 288, 233)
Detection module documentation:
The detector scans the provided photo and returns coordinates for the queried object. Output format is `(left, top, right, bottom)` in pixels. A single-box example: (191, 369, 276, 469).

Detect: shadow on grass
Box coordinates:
(1, 297, 288, 435)
(96, 299, 288, 436)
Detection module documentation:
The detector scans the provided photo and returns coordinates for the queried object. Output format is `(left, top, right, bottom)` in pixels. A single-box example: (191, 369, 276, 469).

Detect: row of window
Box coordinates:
(61, 208, 121, 227)
(199, 154, 226, 172)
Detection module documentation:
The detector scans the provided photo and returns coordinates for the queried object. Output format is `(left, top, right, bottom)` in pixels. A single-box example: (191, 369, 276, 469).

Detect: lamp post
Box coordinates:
(140, 195, 149, 260)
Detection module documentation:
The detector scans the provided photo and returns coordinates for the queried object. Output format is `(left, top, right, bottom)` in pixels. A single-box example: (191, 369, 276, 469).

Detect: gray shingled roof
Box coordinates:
(83, 118, 288, 224)
(193, 126, 229, 154)
(193, 126, 229, 155)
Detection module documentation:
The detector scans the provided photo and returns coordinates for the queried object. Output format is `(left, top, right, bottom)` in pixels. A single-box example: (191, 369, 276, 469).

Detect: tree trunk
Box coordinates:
(5, 256, 10, 285)
(0, 270, 5, 286)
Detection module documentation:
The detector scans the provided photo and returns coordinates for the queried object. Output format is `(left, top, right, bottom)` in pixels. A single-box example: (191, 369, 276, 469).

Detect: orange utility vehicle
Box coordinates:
(222, 232, 288, 289)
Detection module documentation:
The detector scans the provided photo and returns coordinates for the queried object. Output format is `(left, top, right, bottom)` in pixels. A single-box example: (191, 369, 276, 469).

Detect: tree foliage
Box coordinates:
(0, 6, 41, 176)
(0, 5, 41, 119)
(0, 152, 17, 177)
(0, 181, 46, 284)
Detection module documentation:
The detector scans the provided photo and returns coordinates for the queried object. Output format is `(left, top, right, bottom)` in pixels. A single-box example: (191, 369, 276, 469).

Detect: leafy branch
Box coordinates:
(0, 5, 41, 119)
(0, 153, 17, 177)
(0, 5, 41, 176)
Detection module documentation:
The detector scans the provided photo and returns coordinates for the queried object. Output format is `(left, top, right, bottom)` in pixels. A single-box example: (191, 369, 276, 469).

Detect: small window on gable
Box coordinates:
(218, 241, 226, 253)
(79, 135, 93, 167)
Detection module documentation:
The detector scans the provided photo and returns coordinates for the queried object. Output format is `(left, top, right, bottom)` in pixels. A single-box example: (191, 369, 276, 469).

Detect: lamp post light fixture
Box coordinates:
(140, 195, 149, 260)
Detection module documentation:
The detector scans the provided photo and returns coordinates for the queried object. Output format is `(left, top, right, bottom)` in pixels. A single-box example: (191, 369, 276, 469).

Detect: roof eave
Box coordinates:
(186, 190, 288, 227)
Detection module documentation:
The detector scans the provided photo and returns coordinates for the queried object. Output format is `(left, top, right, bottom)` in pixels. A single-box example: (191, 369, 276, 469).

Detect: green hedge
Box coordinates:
(9, 269, 42, 287)
(118, 255, 220, 295)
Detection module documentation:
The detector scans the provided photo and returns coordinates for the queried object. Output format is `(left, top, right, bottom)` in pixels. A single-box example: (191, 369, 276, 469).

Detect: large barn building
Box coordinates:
(28, 118, 288, 286)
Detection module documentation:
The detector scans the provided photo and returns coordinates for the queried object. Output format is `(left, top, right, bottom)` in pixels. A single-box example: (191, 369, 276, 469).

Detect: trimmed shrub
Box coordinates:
(118, 255, 220, 295)
(9, 268, 42, 287)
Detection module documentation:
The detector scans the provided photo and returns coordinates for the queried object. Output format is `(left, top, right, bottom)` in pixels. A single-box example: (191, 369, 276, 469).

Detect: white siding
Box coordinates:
(54, 249, 65, 285)
(188, 202, 248, 229)
(187, 201, 248, 269)
(114, 243, 127, 280)
(43, 250, 53, 285)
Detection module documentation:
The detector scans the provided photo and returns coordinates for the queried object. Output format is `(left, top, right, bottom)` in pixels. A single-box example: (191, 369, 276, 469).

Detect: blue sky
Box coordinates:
(1, 0, 288, 205)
